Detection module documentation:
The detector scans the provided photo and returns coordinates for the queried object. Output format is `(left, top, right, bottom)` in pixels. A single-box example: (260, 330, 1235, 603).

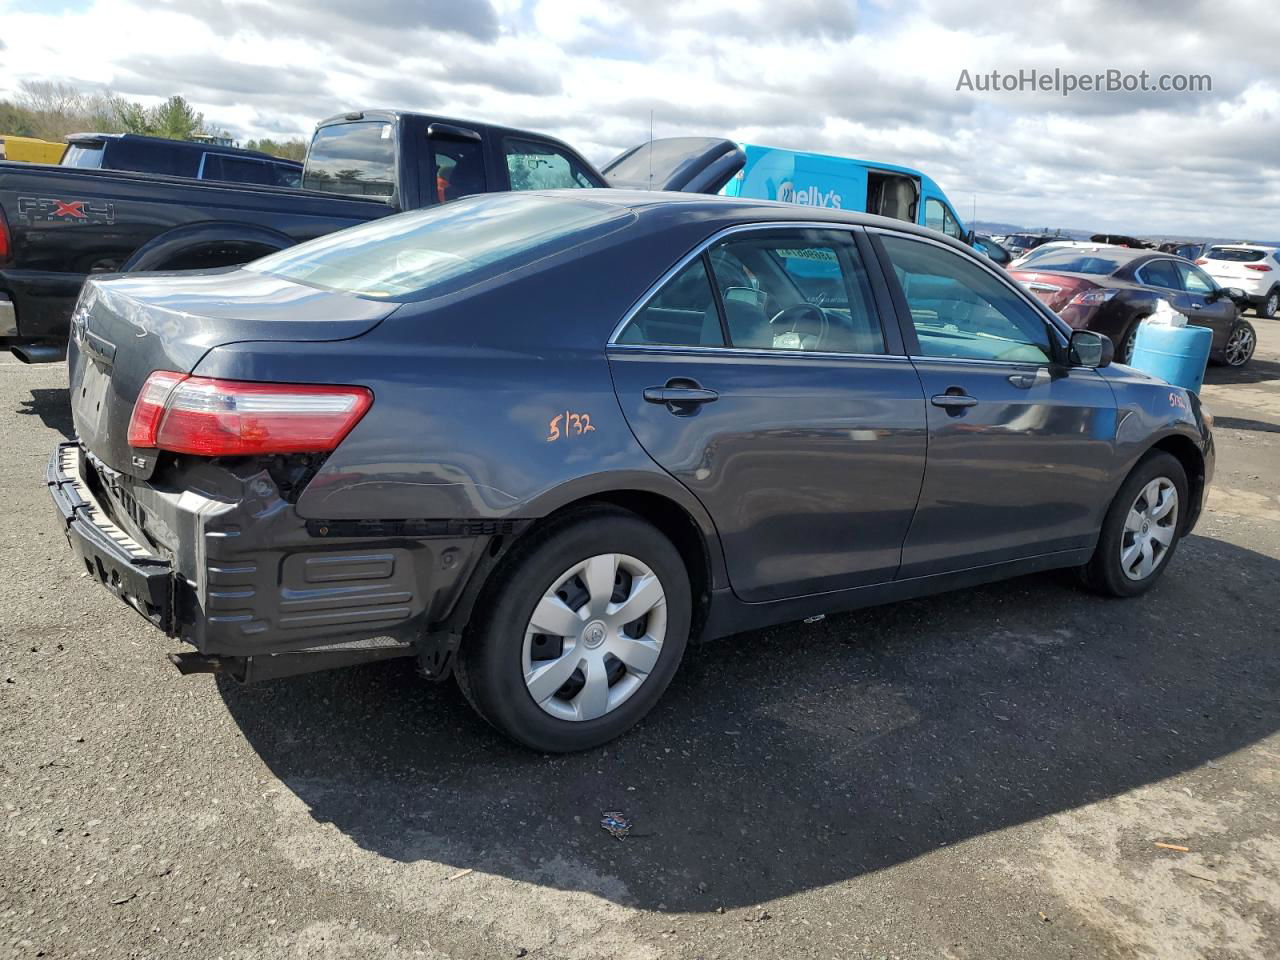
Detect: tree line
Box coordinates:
(0, 81, 307, 160)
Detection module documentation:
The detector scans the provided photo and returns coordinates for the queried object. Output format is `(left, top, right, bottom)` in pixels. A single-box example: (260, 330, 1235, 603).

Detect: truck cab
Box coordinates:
(602, 138, 973, 244)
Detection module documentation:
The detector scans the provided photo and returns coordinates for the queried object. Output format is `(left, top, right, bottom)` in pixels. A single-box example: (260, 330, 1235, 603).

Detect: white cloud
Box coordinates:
(0, 0, 1276, 236)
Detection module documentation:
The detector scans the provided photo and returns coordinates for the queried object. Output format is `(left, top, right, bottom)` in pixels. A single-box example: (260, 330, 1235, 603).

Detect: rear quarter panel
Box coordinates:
(190, 226, 726, 544)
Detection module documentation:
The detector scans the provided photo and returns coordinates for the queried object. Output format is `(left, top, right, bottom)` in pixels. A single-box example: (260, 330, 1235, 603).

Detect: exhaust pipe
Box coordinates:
(10, 343, 66, 364)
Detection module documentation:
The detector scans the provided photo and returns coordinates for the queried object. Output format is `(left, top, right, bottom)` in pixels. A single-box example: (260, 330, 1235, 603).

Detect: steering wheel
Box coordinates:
(769, 303, 828, 349)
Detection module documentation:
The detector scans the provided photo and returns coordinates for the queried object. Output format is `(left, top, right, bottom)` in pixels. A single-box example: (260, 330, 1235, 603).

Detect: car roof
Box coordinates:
(1208, 242, 1279, 251)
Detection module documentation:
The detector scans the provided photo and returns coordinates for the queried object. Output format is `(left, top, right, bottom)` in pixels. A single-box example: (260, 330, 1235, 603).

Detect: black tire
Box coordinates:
(1257, 289, 1278, 320)
(454, 506, 691, 752)
(1078, 451, 1188, 598)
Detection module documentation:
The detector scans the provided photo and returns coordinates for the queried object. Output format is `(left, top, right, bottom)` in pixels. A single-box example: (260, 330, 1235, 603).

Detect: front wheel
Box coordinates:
(1079, 451, 1188, 598)
(454, 507, 691, 752)
(1223, 321, 1256, 368)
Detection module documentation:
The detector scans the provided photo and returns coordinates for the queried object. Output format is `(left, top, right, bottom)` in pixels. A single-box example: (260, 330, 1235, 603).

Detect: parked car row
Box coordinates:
(1010, 248, 1256, 367)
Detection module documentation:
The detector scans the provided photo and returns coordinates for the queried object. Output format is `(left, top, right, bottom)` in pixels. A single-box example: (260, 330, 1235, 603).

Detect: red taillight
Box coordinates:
(1194, 258, 1208, 265)
(127, 373, 373, 456)
(1067, 287, 1117, 306)
(0, 204, 11, 263)
(1245, 264, 1273, 273)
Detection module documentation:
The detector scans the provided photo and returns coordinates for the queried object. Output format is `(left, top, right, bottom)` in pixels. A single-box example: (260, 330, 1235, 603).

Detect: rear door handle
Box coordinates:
(930, 393, 978, 409)
(643, 386, 719, 405)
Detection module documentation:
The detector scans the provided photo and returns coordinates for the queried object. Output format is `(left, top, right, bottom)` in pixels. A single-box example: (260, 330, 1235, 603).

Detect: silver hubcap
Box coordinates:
(1226, 327, 1254, 366)
(1266, 293, 1278, 316)
(522, 553, 667, 722)
(1120, 478, 1178, 581)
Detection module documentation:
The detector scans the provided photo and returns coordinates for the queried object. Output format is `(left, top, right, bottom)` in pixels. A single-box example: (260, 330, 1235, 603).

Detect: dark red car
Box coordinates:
(1011, 248, 1257, 368)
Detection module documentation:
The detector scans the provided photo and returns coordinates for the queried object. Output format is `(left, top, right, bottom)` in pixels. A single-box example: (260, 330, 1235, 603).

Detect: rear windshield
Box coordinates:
(304, 121, 396, 199)
(62, 143, 105, 168)
(1206, 247, 1269, 262)
(605, 137, 724, 189)
(1023, 254, 1124, 275)
(248, 193, 634, 300)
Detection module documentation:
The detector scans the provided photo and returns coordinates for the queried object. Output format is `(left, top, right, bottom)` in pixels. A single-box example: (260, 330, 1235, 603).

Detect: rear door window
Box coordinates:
(304, 121, 396, 199)
(708, 232, 886, 353)
(504, 138, 598, 190)
(1137, 259, 1182, 290)
(432, 137, 487, 203)
(617, 258, 724, 347)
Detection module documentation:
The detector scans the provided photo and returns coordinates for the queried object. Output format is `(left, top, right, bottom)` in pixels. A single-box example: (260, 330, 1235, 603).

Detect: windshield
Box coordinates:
(1206, 247, 1269, 262)
(1022, 254, 1125, 275)
(249, 193, 634, 300)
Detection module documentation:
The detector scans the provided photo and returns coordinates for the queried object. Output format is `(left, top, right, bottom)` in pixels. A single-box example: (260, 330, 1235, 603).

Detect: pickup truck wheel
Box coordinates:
(454, 506, 691, 752)
(1078, 451, 1187, 598)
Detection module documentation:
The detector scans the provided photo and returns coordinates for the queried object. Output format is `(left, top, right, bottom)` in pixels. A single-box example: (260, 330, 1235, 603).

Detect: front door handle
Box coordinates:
(643, 386, 719, 404)
(930, 393, 978, 409)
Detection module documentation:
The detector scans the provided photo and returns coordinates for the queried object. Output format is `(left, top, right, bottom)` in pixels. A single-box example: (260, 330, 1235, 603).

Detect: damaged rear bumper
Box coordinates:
(47, 443, 173, 629)
(47, 442, 505, 674)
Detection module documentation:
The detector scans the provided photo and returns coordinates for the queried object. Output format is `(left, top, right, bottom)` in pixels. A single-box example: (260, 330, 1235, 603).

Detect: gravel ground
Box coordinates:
(2, 324, 1278, 960)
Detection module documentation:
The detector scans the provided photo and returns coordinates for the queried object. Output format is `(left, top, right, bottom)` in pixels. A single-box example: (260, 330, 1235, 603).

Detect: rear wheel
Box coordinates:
(1257, 289, 1278, 319)
(1079, 451, 1188, 598)
(1223, 321, 1256, 368)
(455, 507, 691, 752)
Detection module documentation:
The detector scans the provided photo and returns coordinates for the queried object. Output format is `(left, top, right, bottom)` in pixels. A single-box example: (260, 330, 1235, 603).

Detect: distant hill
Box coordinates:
(972, 221, 1280, 247)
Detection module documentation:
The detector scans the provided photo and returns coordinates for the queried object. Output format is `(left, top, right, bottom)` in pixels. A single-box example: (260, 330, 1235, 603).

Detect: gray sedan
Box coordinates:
(49, 191, 1214, 752)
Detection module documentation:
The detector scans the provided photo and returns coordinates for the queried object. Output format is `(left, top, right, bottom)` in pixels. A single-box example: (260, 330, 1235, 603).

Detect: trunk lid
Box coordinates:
(69, 268, 394, 478)
(602, 137, 745, 194)
(1009, 269, 1098, 313)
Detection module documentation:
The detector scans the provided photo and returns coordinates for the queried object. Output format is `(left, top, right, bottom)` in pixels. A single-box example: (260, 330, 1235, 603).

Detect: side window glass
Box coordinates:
(1140, 259, 1181, 290)
(942, 205, 963, 239)
(706, 230, 886, 354)
(432, 137, 487, 203)
(617, 257, 724, 347)
(1177, 263, 1214, 295)
(880, 234, 1053, 364)
(924, 198, 945, 233)
(505, 138, 596, 190)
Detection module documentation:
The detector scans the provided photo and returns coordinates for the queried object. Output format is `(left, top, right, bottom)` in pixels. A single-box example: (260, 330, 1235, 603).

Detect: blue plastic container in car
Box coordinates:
(1129, 320, 1213, 394)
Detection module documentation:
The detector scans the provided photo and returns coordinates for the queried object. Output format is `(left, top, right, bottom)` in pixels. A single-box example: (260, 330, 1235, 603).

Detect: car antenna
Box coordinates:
(648, 109, 654, 191)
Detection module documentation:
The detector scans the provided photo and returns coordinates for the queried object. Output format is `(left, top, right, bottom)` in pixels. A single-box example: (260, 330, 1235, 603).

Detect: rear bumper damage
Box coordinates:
(47, 441, 508, 680)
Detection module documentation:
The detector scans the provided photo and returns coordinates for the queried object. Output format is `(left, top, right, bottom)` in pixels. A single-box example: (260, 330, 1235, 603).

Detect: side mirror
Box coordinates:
(964, 229, 977, 247)
(1069, 330, 1113, 368)
(1224, 286, 1247, 303)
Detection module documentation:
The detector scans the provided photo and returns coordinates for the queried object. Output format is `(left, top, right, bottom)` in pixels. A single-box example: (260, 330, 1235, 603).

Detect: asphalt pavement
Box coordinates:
(2, 323, 1277, 960)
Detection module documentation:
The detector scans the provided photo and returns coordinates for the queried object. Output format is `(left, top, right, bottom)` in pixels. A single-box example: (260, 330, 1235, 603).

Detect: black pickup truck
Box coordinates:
(0, 110, 628, 360)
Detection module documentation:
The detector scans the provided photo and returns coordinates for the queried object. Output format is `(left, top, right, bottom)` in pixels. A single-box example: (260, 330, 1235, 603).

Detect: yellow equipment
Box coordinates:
(0, 135, 67, 164)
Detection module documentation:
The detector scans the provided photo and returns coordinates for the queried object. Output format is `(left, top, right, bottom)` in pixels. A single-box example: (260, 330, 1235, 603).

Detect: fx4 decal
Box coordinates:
(16, 196, 117, 225)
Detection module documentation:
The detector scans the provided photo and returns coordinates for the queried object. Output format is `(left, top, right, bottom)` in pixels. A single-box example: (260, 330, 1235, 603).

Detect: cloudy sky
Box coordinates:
(1, 0, 1277, 236)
